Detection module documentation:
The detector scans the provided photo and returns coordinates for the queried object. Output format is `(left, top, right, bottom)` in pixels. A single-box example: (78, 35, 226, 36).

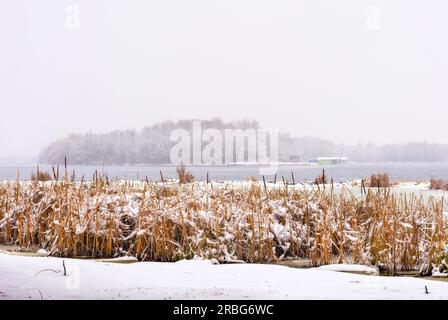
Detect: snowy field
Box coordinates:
(1, 252, 448, 300)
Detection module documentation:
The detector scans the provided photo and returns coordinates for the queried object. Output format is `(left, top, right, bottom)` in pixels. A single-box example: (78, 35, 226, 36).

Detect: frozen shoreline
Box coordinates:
(1, 252, 448, 300)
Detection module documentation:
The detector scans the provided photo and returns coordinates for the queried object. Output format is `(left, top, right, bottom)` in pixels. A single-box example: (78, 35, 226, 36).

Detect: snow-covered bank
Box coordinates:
(1, 253, 447, 300)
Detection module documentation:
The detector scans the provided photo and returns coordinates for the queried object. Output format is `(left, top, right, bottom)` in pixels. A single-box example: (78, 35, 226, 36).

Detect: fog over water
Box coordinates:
(1, 1, 448, 160)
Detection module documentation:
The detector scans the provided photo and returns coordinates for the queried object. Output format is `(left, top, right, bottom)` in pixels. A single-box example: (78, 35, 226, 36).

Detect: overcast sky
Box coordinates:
(1, 0, 447, 158)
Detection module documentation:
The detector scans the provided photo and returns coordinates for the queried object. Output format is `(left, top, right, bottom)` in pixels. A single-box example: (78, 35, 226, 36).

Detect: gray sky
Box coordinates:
(1, 0, 447, 158)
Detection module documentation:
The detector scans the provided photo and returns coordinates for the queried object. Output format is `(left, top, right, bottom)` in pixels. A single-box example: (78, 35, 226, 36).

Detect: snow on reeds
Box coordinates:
(0, 176, 447, 275)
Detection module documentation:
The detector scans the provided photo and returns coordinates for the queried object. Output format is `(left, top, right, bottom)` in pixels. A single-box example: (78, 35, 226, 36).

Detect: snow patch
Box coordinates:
(1, 253, 448, 300)
(318, 264, 379, 275)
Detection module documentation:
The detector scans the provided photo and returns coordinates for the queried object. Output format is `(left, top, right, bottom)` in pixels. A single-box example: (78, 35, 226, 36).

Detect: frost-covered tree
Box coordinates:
(38, 119, 448, 165)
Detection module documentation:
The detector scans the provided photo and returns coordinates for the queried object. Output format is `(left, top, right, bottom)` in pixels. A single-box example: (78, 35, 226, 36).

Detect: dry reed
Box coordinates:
(176, 165, 195, 184)
(0, 175, 447, 275)
(369, 173, 390, 188)
(429, 179, 448, 191)
(30, 170, 52, 182)
(314, 170, 327, 185)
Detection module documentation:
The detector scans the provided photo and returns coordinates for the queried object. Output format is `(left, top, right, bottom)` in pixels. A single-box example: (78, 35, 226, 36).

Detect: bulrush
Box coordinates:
(0, 176, 447, 275)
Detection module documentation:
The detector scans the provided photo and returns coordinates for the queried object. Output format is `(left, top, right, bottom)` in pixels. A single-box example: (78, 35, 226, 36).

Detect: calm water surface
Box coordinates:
(1, 162, 448, 182)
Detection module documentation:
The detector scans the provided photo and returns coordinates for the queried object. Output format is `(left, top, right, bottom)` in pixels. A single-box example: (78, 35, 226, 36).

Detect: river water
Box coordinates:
(1, 162, 448, 182)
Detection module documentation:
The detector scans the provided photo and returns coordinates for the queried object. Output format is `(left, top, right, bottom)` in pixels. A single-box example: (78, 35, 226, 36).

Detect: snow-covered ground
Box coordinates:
(1, 252, 447, 300)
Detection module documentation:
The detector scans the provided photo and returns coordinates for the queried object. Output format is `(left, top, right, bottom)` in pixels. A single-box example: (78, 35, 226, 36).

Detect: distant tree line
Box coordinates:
(340, 142, 448, 163)
(38, 118, 448, 164)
